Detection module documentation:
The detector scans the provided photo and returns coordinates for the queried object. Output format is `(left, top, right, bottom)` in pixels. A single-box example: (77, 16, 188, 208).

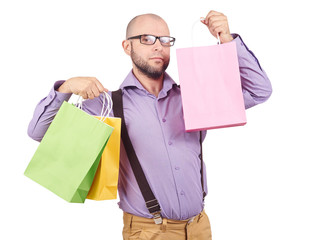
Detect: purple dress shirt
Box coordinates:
(27, 35, 272, 220)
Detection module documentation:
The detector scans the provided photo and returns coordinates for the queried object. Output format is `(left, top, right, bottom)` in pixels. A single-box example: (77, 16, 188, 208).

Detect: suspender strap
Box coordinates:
(112, 88, 206, 223)
(199, 131, 206, 200)
(112, 89, 162, 224)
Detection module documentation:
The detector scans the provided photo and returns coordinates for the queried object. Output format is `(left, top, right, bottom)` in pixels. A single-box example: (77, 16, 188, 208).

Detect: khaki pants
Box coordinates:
(122, 210, 212, 240)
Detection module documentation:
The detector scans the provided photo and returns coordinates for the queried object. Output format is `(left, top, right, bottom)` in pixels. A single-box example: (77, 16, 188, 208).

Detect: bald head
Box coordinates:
(126, 14, 170, 39)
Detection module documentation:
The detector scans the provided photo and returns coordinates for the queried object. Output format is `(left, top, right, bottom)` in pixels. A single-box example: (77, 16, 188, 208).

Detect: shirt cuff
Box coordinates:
(231, 33, 247, 55)
(47, 80, 72, 107)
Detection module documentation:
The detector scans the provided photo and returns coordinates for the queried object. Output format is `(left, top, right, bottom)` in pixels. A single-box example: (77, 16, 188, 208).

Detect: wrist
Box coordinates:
(221, 34, 234, 44)
(57, 81, 71, 93)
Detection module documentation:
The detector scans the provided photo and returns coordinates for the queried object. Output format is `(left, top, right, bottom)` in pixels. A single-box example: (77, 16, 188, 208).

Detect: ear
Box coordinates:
(122, 40, 131, 56)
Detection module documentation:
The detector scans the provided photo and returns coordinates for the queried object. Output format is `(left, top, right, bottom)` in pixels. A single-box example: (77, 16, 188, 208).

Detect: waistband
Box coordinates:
(123, 210, 206, 230)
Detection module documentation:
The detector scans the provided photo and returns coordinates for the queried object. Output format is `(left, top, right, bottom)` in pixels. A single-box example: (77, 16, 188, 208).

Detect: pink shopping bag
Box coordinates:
(176, 38, 246, 132)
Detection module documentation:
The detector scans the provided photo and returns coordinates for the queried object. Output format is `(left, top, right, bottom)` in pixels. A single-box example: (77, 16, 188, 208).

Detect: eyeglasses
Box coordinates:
(127, 34, 176, 47)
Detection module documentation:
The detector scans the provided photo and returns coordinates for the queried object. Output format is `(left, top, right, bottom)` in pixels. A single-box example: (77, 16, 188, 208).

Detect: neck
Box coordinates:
(132, 68, 164, 97)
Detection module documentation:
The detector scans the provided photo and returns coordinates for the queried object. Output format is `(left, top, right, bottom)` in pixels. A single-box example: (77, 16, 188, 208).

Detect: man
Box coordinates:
(28, 11, 272, 240)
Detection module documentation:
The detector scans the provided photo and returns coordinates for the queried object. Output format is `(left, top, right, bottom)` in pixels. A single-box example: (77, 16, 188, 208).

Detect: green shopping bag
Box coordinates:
(25, 98, 113, 203)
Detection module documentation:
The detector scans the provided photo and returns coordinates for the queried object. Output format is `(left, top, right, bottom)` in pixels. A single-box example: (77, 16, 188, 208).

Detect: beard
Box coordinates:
(130, 45, 170, 80)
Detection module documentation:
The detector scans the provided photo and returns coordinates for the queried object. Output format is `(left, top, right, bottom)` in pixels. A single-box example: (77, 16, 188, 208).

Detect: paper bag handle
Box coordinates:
(192, 18, 221, 46)
(75, 91, 112, 122)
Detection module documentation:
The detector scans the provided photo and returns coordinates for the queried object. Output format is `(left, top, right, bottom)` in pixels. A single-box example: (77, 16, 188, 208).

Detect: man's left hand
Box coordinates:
(201, 10, 234, 44)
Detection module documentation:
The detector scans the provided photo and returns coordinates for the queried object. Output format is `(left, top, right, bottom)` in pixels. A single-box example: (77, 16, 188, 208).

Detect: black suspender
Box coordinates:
(112, 88, 205, 224)
(112, 89, 162, 224)
(200, 131, 206, 200)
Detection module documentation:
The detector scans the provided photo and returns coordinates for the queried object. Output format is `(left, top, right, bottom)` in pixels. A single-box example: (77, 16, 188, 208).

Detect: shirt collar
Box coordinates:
(119, 70, 177, 98)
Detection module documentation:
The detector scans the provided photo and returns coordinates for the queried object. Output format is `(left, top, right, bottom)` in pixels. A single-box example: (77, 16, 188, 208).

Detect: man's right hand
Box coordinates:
(57, 77, 108, 99)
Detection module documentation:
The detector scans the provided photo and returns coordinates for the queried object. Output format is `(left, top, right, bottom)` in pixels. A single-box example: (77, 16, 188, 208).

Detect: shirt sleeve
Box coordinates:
(231, 34, 272, 109)
(27, 80, 72, 142)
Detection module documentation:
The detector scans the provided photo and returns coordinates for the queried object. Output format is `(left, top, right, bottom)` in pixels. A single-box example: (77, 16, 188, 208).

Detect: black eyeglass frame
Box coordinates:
(127, 34, 176, 47)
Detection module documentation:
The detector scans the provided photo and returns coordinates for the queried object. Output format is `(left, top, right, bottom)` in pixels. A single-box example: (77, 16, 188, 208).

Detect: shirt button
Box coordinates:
(240, 42, 244, 46)
(180, 191, 185, 196)
(49, 95, 53, 99)
(198, 154, 202, 159)
(162, 118, 166, 122)
(168, 141, 172, 146)
(175, 166, 180, 170)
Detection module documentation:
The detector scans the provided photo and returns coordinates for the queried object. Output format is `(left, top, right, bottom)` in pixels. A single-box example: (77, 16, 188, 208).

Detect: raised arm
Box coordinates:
(201, 10, 272, 109)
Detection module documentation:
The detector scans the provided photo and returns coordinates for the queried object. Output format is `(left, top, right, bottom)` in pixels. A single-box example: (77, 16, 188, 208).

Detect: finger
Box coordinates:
(91, 85, 101, 98)
(207, 15, 227, 28)
(204, 10, 223, 24)
(205, 10, 223, 20)
(207, 19, 224, 28)
(203, 15, 224, 27)
(80, 91, 88, 99)
(93, 79, 106, 93)
(87, 90, 95, 100)
(206, 21, 223, 37)
(212, 26, 226, 38)
(208, 20, 225, 34)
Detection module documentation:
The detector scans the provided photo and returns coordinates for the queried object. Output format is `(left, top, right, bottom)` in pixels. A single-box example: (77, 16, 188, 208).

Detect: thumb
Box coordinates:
(200, 17, 207, 25)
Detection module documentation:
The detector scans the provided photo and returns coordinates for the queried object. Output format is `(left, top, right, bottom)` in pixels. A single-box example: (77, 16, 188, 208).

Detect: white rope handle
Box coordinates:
(75, 95, 83, 109)
(100, 91, 112, 122)
(75, 91, 112, 122)
(191, 18, 220, 46)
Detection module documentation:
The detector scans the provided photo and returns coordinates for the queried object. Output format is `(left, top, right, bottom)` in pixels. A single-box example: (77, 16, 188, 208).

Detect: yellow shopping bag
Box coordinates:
(86, 116, 121, 200)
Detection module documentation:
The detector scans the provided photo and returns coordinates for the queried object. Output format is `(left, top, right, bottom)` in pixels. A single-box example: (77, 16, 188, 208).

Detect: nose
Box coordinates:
(153, 38, 163, 51)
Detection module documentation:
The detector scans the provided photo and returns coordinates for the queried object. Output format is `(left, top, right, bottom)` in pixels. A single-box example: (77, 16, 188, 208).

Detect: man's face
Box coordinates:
(130, 40, 170, 79)
(124, 17, 171, 79)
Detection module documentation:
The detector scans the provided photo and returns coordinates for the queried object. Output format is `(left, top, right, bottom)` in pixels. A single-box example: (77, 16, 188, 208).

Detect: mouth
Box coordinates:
(150, 57, 164, 61)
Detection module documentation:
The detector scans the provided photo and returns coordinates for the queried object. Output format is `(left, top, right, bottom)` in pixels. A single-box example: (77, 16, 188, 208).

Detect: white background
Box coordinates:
(1, 0, 319, 239)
